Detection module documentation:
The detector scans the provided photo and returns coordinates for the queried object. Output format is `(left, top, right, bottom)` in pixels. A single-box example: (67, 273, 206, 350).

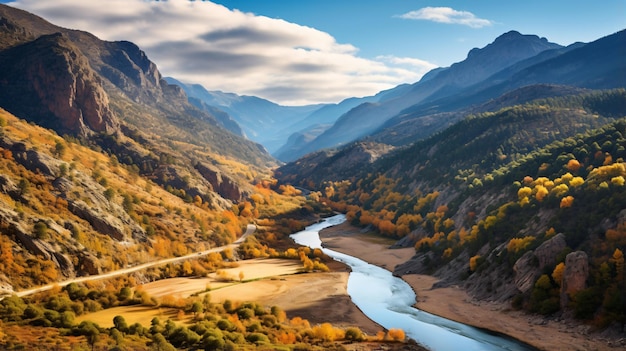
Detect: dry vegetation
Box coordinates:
(0, 108, 411, 350)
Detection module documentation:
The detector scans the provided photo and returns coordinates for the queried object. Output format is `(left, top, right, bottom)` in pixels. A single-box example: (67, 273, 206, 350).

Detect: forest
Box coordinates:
(286, 89, 626, 328)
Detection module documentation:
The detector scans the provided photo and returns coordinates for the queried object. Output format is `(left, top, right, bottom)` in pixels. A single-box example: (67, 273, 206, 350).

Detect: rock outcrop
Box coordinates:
(77, 252, 102, 276)
(0, 32, 120, 136)
(195, 162, 243, 202)
(561, 251, 589, 308)
(0, 206, 74, 277)
(513, 233, 567, 293)
(66, 199, 145, 242)
(0, 273, 13, 296)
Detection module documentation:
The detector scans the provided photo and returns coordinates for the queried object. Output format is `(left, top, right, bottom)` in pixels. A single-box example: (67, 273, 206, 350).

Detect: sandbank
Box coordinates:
(319, 221, 619, 351)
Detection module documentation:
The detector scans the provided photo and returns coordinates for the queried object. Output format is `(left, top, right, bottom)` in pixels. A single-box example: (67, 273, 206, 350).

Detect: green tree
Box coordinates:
(34, 222, 49, 240)
(113, 315, 129, 333)
(18, 178, 30, 195)
(151, 333, 176, 351)
(54, 140, 67, 158)
(75, 321, 100, 351)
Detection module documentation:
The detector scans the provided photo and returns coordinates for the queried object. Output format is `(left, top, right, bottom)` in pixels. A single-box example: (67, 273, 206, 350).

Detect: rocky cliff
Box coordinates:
(0, 32, 119, 136)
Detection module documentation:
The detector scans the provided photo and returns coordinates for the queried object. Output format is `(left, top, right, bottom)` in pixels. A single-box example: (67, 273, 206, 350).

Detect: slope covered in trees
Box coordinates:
(277, 89, 626, 328)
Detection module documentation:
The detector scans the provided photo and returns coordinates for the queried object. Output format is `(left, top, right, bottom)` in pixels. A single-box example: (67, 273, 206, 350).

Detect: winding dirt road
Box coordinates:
(7, 224, 256, 298)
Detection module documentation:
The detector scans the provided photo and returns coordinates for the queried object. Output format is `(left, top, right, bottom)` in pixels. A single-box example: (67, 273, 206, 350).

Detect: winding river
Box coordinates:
(291, 214, 538, 351)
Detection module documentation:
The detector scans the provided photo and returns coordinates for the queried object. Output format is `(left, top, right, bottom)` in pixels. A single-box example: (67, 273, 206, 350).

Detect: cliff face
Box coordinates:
(0, 32, 119, 136)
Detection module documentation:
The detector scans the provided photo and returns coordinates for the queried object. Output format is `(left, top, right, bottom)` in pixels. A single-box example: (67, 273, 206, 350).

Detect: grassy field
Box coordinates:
(75, 258, 303, 328)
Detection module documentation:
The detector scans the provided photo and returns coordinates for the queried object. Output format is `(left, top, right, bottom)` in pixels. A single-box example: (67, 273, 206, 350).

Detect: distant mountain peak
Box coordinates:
(466, 30, 559, 61)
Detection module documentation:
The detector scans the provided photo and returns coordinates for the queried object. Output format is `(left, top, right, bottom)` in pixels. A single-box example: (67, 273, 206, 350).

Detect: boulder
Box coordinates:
(513, 233, 567, 293)
(78, 253, 102, 276)
(561, 251, 589, 308)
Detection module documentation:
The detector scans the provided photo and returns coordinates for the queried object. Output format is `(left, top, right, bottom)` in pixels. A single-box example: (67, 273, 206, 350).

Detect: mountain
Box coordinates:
(277, 88, 626, 326)
(164, 78, 326, 154)
(284, 31, 564, 161)
(369, 29, 626, 146)
(273, 84, 412, 162)
(0, 4, 275, 206)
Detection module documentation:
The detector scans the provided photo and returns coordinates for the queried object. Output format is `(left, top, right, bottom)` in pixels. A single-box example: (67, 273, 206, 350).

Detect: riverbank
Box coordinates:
(320, 221, 620, 351)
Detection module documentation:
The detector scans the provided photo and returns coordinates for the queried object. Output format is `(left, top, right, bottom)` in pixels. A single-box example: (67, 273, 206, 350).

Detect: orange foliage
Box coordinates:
(552, 262, 565, 286)
(566, 159, 581, 172)
(312, 322, 344, 341)
(535, 185, 549, 202)
(386, 328, 405, 341)
(560, 196, 574, 208)
(469, 255, 481, 272)
(378, 220, 396, 236)
(605, 222, 626, 244)
(278, 184, 301, 196)
(290, 316, 310, 328)
(277, 331, 297, 344)
(507, 236, 535, 253)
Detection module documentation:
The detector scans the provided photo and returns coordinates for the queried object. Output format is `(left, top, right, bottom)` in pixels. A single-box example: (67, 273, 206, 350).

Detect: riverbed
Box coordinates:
(291, 214, 538, 351)
(316, 217, 620, 351)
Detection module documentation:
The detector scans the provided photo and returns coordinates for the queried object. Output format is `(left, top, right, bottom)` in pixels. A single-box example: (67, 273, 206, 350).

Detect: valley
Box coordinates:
(0, 2, 625, 350)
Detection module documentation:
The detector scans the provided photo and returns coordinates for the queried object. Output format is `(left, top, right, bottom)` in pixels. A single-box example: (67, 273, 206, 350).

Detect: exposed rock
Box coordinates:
(195, 162, 243, 202)
(0, 135, 61, 177)
(513, 233, 567, 293)
(0, 173, 21, 199)
(13, 149, 60, 177)
(394, 251, 436, 275)
(0, 273, 13, 296)
(0, 206, 74, 277)
(100, 40, 166, 104)
(77, 252, 102, 276)
(66, 199, 128, 241)
(0, 32, 120, 137)
(561, 251, 589, 308)
(52, 176, 74, 193)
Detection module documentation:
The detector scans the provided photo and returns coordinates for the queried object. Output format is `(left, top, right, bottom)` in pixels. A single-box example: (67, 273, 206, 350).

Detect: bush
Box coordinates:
(344, 327, 366, 341)
(245, 333, 269, 344)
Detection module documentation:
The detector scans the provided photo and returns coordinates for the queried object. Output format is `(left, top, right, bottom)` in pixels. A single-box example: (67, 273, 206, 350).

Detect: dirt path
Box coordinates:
(7, 224, 256, 299)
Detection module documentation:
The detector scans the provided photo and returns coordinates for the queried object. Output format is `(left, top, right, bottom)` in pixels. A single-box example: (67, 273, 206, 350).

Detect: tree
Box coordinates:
(118, 287, 132, 302)
(18, 178, 30, 195)
(113, 315, 129, 333)
(75, 321, 100, 351)
(552, 262, 565, 287)
(613, 248, 624, 280)
(34, 222, 49, 240)
(54, 140, 67, 158)
(151, 333, 176, 351)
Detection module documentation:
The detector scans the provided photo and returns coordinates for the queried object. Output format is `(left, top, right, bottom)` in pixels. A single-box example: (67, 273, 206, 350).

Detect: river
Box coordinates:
(290, 214, 538, 351)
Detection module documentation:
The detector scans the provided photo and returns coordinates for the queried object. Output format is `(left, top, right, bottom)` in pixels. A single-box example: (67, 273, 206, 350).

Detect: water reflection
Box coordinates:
(291, 215, 538, 351)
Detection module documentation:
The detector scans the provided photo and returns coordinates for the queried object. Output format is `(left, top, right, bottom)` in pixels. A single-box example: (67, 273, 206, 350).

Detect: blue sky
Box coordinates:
(1, 0, 625, 105)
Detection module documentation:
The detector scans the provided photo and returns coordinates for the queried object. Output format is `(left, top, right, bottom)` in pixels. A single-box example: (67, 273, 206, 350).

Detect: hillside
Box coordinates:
(0, 108, 256, 292)
(165, 78, 326, 154)
(283, 30, 626, 162)
(0, 4, 275, 207)
(277, 89, 626, 328)
(282, 31, 564, 160)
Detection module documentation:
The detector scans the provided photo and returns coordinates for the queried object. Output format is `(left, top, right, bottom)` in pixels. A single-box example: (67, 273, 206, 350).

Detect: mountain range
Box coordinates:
(1, 1, 626, 347)
(168, 29, 625, 163)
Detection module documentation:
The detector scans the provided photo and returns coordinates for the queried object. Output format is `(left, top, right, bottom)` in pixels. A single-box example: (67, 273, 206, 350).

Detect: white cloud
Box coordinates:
(397, 7, 493, 29)
(376, 55, 438, 70)
(7, 0, 437, 105)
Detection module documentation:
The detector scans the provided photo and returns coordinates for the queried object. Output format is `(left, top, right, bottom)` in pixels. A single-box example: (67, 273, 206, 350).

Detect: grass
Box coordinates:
(74, 305, 185, 328)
